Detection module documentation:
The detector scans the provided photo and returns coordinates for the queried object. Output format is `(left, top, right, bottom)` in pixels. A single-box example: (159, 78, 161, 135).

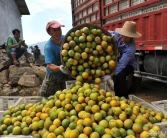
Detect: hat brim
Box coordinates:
(50, 24, 65, 29)
(115, 28, 141, 38)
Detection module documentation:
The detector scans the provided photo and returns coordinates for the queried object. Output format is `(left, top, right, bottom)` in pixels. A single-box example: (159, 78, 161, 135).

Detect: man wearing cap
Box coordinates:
(38, 20, 69, 97)
(102, 21, 142, 98)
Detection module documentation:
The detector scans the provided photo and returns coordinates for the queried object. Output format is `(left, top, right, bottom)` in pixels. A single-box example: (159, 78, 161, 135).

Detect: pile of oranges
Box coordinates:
(0, 82, 166, 138)
(61, 24, 117, 83)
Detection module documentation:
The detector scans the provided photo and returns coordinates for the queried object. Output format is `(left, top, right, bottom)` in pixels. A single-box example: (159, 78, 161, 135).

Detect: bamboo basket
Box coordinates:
(60, 23, 118, 80)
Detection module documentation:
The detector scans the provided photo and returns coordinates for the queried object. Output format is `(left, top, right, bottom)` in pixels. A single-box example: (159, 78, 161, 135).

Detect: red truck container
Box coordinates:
(71, 0, 167, 85)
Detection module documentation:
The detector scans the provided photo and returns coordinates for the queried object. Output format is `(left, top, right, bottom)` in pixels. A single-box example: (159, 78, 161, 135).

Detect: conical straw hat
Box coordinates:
(115, 21, 141, 38)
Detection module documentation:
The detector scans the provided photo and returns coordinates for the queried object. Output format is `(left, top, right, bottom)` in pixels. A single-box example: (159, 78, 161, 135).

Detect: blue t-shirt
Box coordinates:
(44, 36, 64, 76)
(108, 31, 136, 75)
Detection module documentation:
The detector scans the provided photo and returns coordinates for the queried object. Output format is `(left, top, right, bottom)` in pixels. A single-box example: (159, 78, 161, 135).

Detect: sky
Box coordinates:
(22, 0, 73, 45)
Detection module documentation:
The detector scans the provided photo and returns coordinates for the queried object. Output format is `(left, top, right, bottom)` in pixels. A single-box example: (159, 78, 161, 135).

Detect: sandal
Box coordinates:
(13, 61, 20, 66)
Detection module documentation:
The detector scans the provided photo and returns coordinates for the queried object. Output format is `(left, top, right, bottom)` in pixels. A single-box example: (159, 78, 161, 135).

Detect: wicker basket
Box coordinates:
(60, 23, 118, 80)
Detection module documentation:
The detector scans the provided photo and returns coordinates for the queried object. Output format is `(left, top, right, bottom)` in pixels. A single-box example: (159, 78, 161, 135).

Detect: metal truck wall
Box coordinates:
(0, 0, 23, 45)
(101, 0, 167, 50)
(71, 0, 101, 26)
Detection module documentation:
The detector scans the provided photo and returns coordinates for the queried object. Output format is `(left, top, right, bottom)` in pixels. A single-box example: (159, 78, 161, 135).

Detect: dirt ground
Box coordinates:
(129, 79, 167, 103)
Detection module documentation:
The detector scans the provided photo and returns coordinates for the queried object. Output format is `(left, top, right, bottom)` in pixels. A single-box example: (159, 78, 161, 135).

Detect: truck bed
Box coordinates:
(71, 0, 167, 50)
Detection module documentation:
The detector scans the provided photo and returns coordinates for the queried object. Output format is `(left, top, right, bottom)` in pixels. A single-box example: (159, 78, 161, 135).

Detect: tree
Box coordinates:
(29, 46, 34, 53)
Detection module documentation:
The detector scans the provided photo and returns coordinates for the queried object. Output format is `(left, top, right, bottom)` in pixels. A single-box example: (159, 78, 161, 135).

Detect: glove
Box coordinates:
(101, 75, 114, 90)
(101, 75, 111, 81)
(111, 34, 118, 43)
(60, 65, 69, 74)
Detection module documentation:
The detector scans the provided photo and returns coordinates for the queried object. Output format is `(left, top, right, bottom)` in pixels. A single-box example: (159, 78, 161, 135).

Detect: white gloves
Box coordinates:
(60, 65, 69, 74)
(101, 75, 111, 81)
(101, 75, 114, 90)
(112, 34, 118, 43)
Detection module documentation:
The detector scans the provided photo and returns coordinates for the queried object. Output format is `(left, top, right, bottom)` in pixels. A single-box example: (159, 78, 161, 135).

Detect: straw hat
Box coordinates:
(115, 21, 141, 38)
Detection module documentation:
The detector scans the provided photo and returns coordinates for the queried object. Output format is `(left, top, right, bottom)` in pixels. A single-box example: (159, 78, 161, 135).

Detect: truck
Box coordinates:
(71, 0, 167, 88)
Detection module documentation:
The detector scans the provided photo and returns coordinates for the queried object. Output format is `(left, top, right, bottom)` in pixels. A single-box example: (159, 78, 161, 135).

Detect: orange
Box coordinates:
(140, 131, 150, 138)
(94, 78, 101, 84)
(109, 60, 116, 68)
(82, 72, 89, 79)
(96, 45, 102, 51)
(32, 117, 40, 122)
(83, 118, 92, 127)
(75, 104, 83, 113)
(40, 113, 49, 120)
(46, 133, 56, 138)
(53, 118, 61, 127)
(83, 127, 92, 136)
(49, 125, 57, 133)
(76, 75, 83, 82)
(36, 112, 42, 118)
(132, 123, 143, 134)
(69, 129, 79, 138)
(90, 132, 100, 138)
(124, 119, 133, 129)
(81, 52, 88, 59)
(106, 46, 112, 53)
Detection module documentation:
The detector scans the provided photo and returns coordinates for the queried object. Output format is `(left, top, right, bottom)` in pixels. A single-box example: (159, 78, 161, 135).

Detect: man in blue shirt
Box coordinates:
(38, 20, 69, 97)
(103, 21, 141, 98)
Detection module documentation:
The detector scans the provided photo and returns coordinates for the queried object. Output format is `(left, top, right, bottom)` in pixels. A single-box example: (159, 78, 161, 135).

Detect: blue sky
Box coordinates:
(22, 0, 72, 45)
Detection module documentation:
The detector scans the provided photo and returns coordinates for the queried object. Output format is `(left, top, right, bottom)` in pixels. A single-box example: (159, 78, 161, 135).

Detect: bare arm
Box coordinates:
(47, 64, 61, 72)
(23, 43, 28, 48)
(22, 40, 28, 48)
(9, 43, 19, 48)
(7, 38, 25, 48)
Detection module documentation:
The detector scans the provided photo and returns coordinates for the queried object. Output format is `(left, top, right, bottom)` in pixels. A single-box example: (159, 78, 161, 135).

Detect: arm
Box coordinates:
(7, 37, 19, 48)
(44, 47, 61, 72)
(114, 48, 135, 75)
(22, 42, 28, 48)
(108, 30, 120, 43)
(47, 64, 60, 72)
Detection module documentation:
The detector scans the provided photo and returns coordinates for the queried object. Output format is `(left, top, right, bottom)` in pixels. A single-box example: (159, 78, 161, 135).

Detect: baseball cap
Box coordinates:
(46, 20, 65, 32)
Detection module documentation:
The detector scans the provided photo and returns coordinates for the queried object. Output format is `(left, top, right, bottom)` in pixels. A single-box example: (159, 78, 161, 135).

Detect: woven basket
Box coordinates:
(60, 23, 118, 80)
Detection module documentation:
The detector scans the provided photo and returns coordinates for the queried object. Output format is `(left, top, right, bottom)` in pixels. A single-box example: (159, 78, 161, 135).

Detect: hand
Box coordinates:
(111, 72, 114, 78)
(60, 65, 69, 74)
(18, 40, 25, 45)
(112, 34, 118, 43)
(101, 75, 111, 81)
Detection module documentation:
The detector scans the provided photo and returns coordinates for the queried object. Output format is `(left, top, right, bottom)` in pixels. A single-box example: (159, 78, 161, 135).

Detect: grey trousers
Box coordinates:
(38, 73, 68, 97)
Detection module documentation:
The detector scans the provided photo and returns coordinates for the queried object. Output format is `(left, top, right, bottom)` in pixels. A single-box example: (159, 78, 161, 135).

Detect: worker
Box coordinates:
(38, 20, 69, 97)
(32, 45, 41, 62)
(102, 21, 142, 98)
(7, 29, 29, 66)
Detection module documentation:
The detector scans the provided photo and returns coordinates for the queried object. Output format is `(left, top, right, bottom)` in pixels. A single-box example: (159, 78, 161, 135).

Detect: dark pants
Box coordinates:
(113, 65, 134, 98)
(9, 46, 27, 59)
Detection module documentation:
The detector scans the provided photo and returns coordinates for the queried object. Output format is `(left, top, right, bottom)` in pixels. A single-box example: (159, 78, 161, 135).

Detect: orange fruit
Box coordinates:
(140, 131, 150, 138)
(95, 78, 101, 84)
(132, 123, 143, 134)
(69, 129, 79, 138)
(106, 46, 112, 52)
(46, 133, 56, 138)
(109, 60, 115, 68)
(83, 127, 92, 136)
(82, 72, 89, 79)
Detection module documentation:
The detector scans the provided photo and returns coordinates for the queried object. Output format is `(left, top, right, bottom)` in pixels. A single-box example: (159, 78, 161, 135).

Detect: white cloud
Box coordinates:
(26, 0, 71, 15)
(22, 0, 72, 45)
